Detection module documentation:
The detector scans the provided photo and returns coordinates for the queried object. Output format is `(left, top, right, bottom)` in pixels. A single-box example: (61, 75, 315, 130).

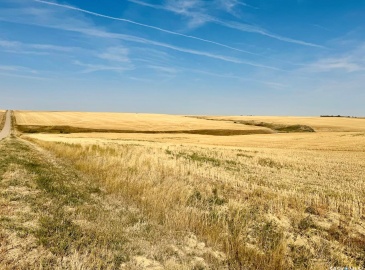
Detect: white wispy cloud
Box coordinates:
(0, 65, 47, 80)
(30, 44, 74, 52)
(66, 26, 249, 65)
(133, 47, 173, 65)
(302, 43, 365, 73)
(0, 40, 20, 48)
(212, 19, 324, 48)
(73, 61, 134, 73)
(305, 57, 363, 72)
(185, 68, 288, 89)
(0, 1, 282, 72)
(143, 65, 179, 81)
(34, 0, 258, 55)
(262, 81, 288, 90)
(310, 24, 331, 32)
(129, 38, 282, 70)
(1, 5, 282, 71)
(146, 65, 179, 74)
(164, 0, 210, 28)
(128, 0, 210, 29)
(97, 47, 130, 63)
(216, 0, 256, 17)
(0, 65, 38, 74)
(0, 72, 48, 80)
(128, 0, 323, 48)
(0, 38, 75, 53)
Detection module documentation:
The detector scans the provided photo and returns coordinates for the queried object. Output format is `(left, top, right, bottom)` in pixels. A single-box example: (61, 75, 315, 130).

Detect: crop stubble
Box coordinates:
(14, 111, 365, 269)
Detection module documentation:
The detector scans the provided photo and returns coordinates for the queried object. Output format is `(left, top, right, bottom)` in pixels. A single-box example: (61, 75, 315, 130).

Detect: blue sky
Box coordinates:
(0, 0, 364, 115)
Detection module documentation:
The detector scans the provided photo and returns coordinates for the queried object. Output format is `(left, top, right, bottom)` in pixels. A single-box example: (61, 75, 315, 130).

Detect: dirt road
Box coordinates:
(0, 110, 11, 140)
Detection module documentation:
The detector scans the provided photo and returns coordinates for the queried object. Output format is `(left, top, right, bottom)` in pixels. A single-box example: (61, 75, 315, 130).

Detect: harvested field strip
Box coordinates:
(14, 111, 269, 133)
(16, 125, 273, 136)
(27, 131, 365, 152)
(0, 137, 223, 269)
(27, 138, 365, 269)
(190, 115, 365, 132)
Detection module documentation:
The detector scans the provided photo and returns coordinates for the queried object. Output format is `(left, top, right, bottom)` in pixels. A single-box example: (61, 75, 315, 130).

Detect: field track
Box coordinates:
(0, 111, 11, 140)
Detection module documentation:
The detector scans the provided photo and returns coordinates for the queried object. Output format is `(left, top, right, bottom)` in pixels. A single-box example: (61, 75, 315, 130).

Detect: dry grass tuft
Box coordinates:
(0, 110, 6, 130)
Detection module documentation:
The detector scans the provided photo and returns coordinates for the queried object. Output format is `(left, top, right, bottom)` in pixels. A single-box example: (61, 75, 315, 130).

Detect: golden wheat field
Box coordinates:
(14, 111, 269, 133)
(199, 115, 365, 132)
(9, 111, 365, 269)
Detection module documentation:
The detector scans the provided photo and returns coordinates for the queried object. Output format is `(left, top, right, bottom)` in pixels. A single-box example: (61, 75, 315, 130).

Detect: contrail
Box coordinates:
(71, 26, 282, 70)
(213, 19, 324, 48)
(34, 0, 259, 56)
(129, 0, 324, 48)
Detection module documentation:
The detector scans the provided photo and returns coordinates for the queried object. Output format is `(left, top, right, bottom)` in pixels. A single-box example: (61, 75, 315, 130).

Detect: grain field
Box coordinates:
(4, 111, 365, 269)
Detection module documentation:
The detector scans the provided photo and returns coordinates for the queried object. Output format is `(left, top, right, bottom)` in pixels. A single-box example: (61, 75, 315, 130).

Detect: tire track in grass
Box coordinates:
(0, 137, 144, 268)
(0, 137, 222, 269)
(0, 137, 109, 268)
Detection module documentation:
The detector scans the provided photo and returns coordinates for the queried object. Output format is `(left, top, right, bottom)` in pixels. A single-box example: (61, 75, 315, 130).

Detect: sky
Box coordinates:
(0, 0, 364, 116)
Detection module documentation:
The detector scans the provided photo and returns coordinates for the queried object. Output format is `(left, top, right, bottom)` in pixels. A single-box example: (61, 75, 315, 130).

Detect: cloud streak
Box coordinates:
(74, 61, 134, 73)
(304, 57, 364, 73)
(97, 47, 131, 63)
(302, 43, 365, 73)
(0, 72, 48, 80)
(70, 26, 284, 70)
(216, 0, 258, 17)
(212, 19, 324, 48)
(0, 38, 75, 53)
(0, 65, 38, 74)
(128, 0, 323, 48)
(147, 65, 178, 74)
(0, 65, 47, 80)
(184, 68, 288, 89)
(34, 0, 258, 55)
(1, 6, 283, 71)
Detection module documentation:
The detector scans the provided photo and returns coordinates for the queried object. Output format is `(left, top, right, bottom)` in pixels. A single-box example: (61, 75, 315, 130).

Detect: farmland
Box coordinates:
(14, 111, 272, 135)
(1, 111, 365, 269)
(194, 115, 365, 132)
